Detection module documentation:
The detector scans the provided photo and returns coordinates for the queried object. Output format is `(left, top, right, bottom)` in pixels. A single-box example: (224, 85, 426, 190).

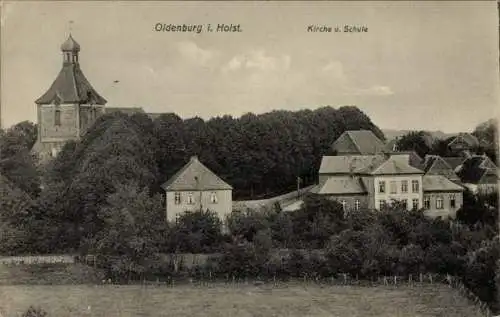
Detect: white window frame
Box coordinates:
(449, 194, 456, 208)
(401, 180, 408, 193)
(210, 192, 218, 204)
(378, 181, 386, 193)
(340, 200, 347, 211)
(412, 180, 419, 193)
(174, 192, 181, 205)
(436, 196, 444, 209)
(390, 181, 397, 194)
(187, 192, 195, 205)
(424, 197, 430, 209)
(354, 199, 360, 211)
(412, 198, 419, 210)
(379, 200, 386, 210)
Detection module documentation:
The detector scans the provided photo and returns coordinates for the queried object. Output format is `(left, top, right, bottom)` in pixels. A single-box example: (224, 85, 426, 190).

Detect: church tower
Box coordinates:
(33, 34, 107, 160)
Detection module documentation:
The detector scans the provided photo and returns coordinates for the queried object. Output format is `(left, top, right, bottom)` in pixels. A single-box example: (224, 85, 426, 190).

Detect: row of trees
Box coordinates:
(0, 106, 384, 255)
(72, 194, 498, 311)
(0, 108, 498, 312)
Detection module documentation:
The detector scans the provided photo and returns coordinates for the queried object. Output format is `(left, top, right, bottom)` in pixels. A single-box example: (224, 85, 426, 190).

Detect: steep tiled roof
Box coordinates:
(368, 157, 424, 175)
(442, 157, 466, 171)
(447, 133, 480, 148)
(423, 175, 464, 192)
(332, 130, 386, 155)
(458, 155, 498, 184)
(35, 64, 107, 105)
(105, 107, 145, 115)
(422, 155, 461, 182)
(319, 155, 385, 174)
(316, 176, 367, 195)
(162, 156, 232, 191)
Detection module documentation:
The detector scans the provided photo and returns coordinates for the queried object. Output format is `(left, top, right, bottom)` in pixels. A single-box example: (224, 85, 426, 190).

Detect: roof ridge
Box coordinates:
(162, 158, 232, 191)
(346, 131, 361, 153)
(71, 64, 80, 101)
(369, 157, 390, 174)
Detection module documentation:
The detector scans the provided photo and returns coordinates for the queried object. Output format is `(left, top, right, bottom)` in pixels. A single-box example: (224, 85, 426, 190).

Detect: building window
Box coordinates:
(424, 197, 430, 209)
(378, 181, 386, 193)
(174, 192, 181, 205)
(436, 196, 444, 209)
(379, 200, 386, 210)
(210, 192, 218, 204)
(401, 199, 408, 210)
(412, 180, 419, 193)
(450, 195, 456, 208)
(340, 200, 347, 211)
(187, 192, 194, 205)
(401, 180, 408, 193)
(412, 199, 419, 210)
(54, 109, 61, 126)
(390, 181, 397, 194)
(354, 199, 360, 211)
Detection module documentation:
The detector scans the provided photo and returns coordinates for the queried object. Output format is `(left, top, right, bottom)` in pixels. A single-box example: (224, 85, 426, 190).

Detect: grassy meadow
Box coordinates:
(0, 282, 485, 317)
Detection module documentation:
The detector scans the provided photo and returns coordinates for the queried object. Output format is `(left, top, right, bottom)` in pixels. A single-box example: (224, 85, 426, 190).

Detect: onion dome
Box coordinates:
(60, 34, 80, 52)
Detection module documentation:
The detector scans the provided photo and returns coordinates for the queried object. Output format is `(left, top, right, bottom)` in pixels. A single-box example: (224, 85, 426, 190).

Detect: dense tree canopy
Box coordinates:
(154, 106, 384, 199)
(0, 121, 40, 198)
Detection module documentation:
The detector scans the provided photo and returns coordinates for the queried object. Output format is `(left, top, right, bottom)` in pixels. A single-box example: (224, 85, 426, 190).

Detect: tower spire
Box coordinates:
(61, 26, 80, 65)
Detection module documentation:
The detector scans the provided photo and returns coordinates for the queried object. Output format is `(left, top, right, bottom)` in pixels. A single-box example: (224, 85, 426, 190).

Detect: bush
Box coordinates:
(22, 306, 47, 317)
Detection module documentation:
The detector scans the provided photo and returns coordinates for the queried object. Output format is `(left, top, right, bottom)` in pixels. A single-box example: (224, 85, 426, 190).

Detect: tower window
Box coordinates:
(54, 109, 61, 126)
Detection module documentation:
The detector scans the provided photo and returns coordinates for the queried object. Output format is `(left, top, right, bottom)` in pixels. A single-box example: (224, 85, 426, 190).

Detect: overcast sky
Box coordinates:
(1, 1, 499, 132)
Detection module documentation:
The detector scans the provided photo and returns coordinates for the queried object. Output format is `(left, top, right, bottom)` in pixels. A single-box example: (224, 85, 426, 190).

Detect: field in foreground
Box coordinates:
(0, 283, 485, 317)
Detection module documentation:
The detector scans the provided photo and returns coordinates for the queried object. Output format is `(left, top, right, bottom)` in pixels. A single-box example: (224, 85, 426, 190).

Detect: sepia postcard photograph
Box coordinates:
(0, 1, 499, 316)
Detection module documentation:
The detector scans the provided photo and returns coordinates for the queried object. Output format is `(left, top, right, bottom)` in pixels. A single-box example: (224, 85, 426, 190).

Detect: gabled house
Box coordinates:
(331, 130, 386, 155)
(315, 150, 464, 218)
(442, 157, 467, 173)
(446, 133, 479, 153)
(161, 156, 233, 221)
(457, 155, 498, 195)
(317, 154, 425, 212)
(422, 175, 464, 218)
(422, 155, 461, 184)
